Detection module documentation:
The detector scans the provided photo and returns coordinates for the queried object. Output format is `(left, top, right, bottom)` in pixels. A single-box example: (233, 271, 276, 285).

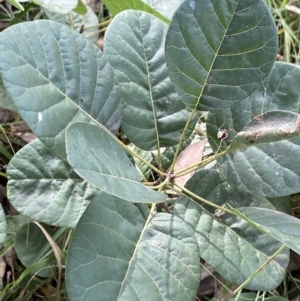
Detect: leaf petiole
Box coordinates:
(173, 183, 234, 214)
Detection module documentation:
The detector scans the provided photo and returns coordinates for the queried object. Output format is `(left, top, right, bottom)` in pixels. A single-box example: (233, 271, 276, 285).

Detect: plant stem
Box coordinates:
(173, 183, 234, 214)
(119, 141, 164, 176)
(165, 184, 184, 195)
(84, 18, 112, 30)
(147, 178, 169, 190)
(0, 172, 7, 178)
(67, 13, 76, 30)
(0, 125, 15, 155)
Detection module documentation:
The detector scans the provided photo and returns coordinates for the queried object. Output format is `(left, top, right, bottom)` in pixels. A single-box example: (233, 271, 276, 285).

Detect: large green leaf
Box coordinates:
(174, 169, 289, 290)
(165, 0, 278, 111)
(7, 139, 99, 228)
(207, 62, 300, 152)
(66, 192, 201, 301)
(0, 20, 123, 162)
(220, 111, 300, 197)
(232, 206, 300, 256)
(102, 0, 170, 23)
(66, 122, 166, 204)
(206, 62, 300, 197)
(104, 10, 195, 151)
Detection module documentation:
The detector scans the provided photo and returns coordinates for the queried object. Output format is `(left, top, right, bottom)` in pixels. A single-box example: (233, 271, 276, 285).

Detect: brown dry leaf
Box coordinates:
(16, 132, 37, 143)
(10, 123, 36, 144)
(174, 140, 206, 187)
(40, 285, 57, 298)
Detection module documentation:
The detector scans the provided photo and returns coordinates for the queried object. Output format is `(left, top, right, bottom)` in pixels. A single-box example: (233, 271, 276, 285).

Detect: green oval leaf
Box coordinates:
(66, 122, 166, 203)
(220, 111, 300, 197)
(0, 20, 123, 162)
(66, 192, 201, 301)
(174, 169, 289, 290)
(207, 62, 300, 152)
(104, 10, 195, 150)
(165, 0, 278, 110)
(7, 139, 99, 228)
(232, 206, 300, 256)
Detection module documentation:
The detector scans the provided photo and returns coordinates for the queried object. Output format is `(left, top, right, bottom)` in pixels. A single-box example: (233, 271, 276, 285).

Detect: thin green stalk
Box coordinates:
(0, 120, 25, 127)
(67, 13, 76, 31)
(1, 256, 56, 297)
(0, 241, 13, 257)
(0, 125, 15, 155)
(16, 265, 57, 300)
(0, 172, 7, 178)
(147, 178, 169, 190)
(173, 183, 234, 214)
(84, 18, 112, 30)
(165, 184, 183, 195)
(120, 202, 156, 285)
(121, 142, 165, 176)
(62, 229, 73, 253)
